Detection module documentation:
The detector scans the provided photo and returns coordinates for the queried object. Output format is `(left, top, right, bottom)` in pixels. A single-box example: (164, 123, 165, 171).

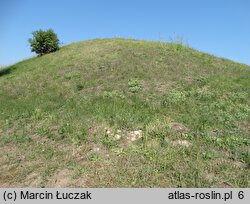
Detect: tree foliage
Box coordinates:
(28, 29, 59, 55)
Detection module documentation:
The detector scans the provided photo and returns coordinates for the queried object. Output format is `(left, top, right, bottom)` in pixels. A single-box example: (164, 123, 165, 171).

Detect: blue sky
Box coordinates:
(1, 0, 250, 66)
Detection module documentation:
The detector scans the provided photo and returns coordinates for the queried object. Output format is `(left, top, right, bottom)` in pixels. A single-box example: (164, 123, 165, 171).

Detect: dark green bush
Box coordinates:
(28, 29, 59, 55)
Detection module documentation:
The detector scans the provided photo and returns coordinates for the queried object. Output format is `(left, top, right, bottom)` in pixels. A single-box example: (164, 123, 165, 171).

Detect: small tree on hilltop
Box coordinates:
(28, 29, 60, 55)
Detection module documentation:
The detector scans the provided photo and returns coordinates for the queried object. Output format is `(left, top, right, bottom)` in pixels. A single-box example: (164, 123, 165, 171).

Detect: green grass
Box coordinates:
(0, 38, 249, 187)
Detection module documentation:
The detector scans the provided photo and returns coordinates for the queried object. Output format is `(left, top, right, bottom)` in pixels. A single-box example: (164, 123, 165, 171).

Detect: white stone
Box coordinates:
(172, 140, 191, 147)
(114, 134, 122, 140)
(93, 147, 100, 152)
(130, 136, 137, 141)
(133, 130, 143, 138)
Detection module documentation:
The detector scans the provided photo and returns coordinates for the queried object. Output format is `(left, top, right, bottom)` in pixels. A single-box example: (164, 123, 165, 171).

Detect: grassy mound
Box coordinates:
(0, 38, 249, 187)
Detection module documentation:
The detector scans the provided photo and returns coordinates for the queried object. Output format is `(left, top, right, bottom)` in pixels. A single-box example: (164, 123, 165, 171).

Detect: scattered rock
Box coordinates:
(106, 130, 111, 135)
(171, 140, 191, 147)
(104, 127, 113, 135)
(92, 147, 100, 152)
(133, 130, 143, 137)
(103, 128, 143, 147)
(127, 130, 143, 142)
(114, 134, 122, 140)
(113, 148, 124, 154)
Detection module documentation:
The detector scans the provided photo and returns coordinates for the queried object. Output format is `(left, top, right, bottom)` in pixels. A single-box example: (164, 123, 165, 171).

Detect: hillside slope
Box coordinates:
(0, 38, 249, 187)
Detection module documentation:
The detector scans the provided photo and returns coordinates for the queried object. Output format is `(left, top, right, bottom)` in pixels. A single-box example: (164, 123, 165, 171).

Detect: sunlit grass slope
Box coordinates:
(0, 38, 249, 187)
